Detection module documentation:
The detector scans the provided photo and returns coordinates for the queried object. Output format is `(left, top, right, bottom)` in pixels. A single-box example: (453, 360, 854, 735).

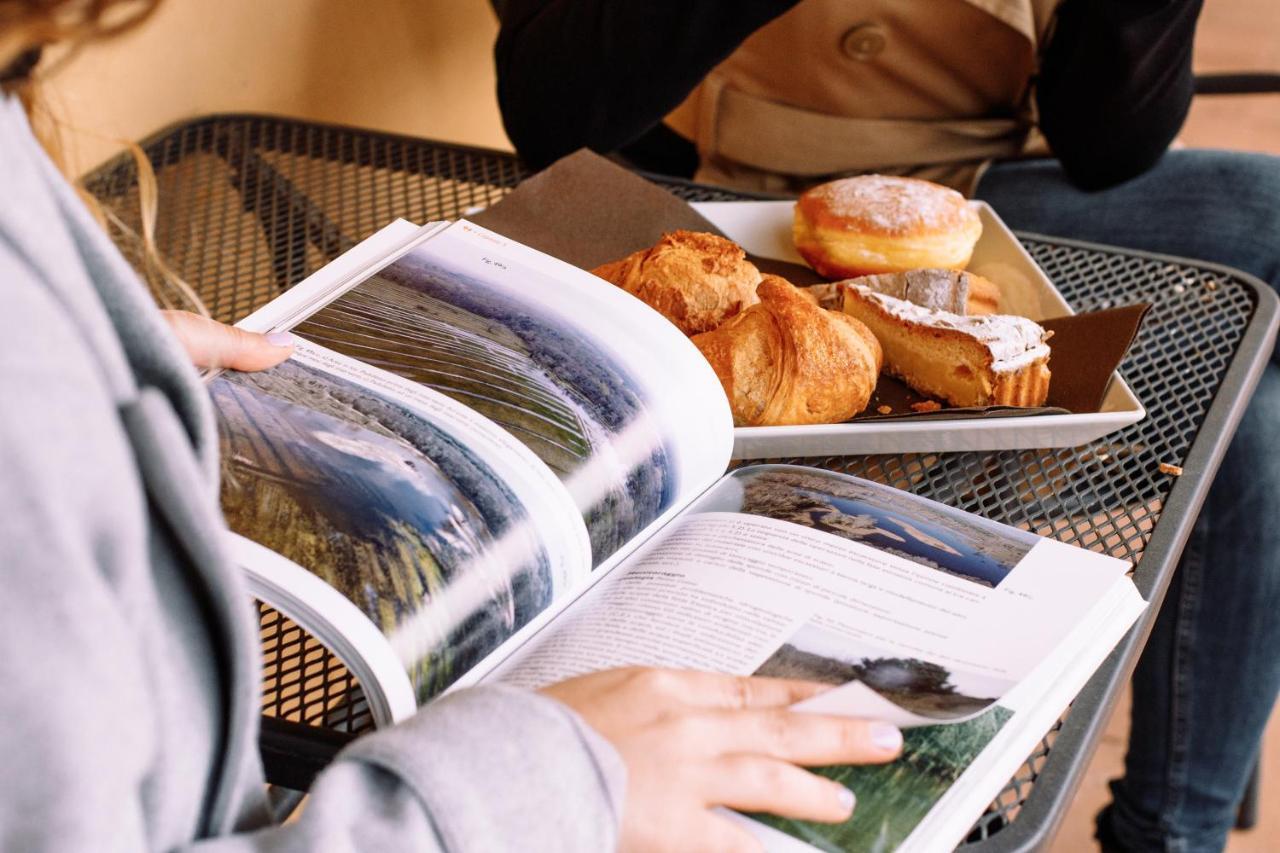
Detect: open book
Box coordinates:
(217, 219, 1145, 853)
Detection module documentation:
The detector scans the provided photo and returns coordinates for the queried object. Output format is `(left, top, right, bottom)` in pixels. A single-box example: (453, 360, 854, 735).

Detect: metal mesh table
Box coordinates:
(83, 114, 1277, 851)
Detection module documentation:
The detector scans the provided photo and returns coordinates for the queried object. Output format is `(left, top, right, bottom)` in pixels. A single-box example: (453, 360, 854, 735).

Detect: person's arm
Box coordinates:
(272, 668, 905, 852)
(1036, 0, 1205, 190)
(493, 0, 799, 169)
(0, 222, 623, 853)
(234, 686, 628, 851)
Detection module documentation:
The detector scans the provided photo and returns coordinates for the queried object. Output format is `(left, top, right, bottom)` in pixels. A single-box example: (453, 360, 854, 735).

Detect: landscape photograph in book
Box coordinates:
(211, 360, 555, 701)
(753, 624, 1011, 720)
(715, 466, 1037, 588)
(753, 704, 1015, 853)
(293, 248, 678, 565)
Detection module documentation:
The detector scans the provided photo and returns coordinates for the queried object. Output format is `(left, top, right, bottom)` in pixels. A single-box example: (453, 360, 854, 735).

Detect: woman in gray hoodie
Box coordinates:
(0, 4, 901, 851)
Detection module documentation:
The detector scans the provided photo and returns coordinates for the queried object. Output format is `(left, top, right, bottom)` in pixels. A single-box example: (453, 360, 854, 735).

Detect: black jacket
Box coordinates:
(492, 0, 1203, 190)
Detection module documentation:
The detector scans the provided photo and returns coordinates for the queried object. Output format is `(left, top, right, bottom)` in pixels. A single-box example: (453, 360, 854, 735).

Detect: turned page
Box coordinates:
(212, 335, 597, 708)
(487, 464, 1134, 728)
(289, 220, 733, 569)
(220, 218, 734, 712)
(482, 464, 1138, 852)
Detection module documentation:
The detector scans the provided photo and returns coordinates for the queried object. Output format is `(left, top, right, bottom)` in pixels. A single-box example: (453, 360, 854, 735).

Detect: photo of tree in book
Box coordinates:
(293, 247, 677, 566)
(753, 624, 1011, 720)
(211, 360, 554, 701)
(753, 704, 1014, 853)
(717, 466, 1036, 588)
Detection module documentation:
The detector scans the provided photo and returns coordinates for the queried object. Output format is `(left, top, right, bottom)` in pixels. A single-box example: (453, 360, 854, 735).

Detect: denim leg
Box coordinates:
(975, 150, 1280, 308)
(976, 149, 1280, 851)
(1110, 364, 1280, 850)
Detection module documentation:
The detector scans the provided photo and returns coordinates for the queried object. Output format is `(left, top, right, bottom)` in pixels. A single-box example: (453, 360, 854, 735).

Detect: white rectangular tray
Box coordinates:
(690, 200, 1145, 459)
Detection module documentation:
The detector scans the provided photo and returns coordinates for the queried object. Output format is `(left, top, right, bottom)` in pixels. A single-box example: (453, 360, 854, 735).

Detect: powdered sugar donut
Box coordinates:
(793, 175, 982, 279)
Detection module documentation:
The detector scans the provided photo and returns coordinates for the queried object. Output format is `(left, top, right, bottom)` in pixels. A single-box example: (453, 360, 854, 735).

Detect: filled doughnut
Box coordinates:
(793, 175, 982, 279)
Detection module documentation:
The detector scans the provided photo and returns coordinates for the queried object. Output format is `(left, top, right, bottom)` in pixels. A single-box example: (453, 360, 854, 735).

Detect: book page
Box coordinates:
(211, 339, 591, 704)
(485, 464, 1136, 852)
(289, 220, 733, 568)
(491, 465, 1128, 719)
(219, 218, 731, 714)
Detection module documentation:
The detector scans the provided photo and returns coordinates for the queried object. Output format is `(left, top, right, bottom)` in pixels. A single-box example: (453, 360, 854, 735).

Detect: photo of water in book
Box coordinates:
(293, 245, 679, 565)
(211, 360, 554, 699)
(702, 466, 1038, 588)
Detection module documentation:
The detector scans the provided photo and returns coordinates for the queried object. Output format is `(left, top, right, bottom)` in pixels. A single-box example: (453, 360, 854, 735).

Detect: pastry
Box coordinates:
(841, 269, 1000, 315)
(692, 276, 882, 426)
(793, 175, 982, 278)
(591, 230, 762, 335)
(840, 284, 1051, 408)
(799, 283, 840, 309)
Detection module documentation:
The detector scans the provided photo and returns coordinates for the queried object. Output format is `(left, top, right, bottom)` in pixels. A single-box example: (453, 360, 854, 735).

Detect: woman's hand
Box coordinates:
(161, 310, 295, 372)
(541, 667, 903, 853)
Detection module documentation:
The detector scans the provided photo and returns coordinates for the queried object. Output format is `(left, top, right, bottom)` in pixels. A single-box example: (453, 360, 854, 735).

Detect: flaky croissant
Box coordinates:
(591, 230, 762, 335)
(692, 276, 883, 426)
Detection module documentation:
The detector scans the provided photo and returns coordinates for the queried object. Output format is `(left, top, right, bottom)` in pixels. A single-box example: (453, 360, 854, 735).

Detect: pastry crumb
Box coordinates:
(877, 405, 893, 415)
(910, 400, 943, 413)
(1205, 279, 1220, 291)
(1158, 462, 1183, 476)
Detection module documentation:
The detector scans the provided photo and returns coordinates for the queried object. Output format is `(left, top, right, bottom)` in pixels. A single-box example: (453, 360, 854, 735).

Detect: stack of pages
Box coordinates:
(218, 219, 1144, 853)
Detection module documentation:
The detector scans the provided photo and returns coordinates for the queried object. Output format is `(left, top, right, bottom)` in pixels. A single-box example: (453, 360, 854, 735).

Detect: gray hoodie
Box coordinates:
(0, 94, 624, 852)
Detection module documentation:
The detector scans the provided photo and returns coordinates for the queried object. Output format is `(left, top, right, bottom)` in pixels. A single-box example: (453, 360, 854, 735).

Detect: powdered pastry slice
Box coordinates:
(840, 285, 1051, 407)
(841, 269, 1000, 315)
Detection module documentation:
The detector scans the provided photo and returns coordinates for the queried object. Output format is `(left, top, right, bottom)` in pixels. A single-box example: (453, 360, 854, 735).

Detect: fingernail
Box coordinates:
(837, 786, 856, 815)
(266, 331, 296, 347)
(871, 722, 903, 752)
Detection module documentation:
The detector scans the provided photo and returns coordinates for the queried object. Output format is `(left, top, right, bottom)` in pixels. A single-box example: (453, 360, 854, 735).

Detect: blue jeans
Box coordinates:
(976, 150, 1280, 852)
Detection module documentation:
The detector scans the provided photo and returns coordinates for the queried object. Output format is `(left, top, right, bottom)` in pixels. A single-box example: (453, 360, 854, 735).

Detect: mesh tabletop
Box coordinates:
(83, 114, 1276, 851)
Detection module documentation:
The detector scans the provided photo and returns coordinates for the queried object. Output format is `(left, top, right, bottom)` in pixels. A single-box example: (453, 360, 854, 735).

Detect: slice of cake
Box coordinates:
(841, 284, 1051, 407)
(841, 269, 1000, 315)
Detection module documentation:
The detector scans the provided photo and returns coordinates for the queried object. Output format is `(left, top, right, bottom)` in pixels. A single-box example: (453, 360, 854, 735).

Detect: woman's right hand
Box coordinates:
(541, 667, 904, 853)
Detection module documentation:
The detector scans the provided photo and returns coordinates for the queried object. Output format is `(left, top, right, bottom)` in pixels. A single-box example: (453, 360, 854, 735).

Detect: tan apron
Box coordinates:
(665, 0, 1063, 195)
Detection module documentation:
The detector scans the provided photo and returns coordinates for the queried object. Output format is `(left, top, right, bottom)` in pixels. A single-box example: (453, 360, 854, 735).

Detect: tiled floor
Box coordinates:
(1050, 4, 1279, 850)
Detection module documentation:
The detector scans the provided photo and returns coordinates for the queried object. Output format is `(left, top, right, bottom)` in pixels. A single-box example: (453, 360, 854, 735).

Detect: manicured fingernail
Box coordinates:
(871, 722, 903, 752)
(266, 332, 296, 347)
(837, 786, 856, 815)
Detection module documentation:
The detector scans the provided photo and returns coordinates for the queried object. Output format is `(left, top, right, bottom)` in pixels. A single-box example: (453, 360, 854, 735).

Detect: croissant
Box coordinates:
(692, 276, 883, 426)
(591, 230, 762, 335)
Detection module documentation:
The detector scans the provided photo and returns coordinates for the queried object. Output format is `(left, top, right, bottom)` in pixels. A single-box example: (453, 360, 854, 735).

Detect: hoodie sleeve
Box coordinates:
(493, 0, 799, 169)
(1036, 0, 1205, 190)
(193, 686, 627, 852)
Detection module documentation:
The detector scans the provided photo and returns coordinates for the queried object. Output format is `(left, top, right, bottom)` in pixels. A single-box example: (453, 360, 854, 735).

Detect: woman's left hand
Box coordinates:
(162, 310, 295, 372)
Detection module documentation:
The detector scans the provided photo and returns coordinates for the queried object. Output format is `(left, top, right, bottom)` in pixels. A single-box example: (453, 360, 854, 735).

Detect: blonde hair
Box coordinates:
(0, 1, 160, 67)
(2, 0, 208, 316)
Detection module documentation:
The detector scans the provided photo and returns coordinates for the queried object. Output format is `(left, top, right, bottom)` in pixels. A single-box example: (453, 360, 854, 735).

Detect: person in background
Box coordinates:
(0, 2, 906, 851)
(492, 1, 1280, 850)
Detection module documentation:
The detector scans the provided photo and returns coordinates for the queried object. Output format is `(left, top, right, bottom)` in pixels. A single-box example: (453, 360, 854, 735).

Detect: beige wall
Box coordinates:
(47, 0, 512, 175)
(44, 0, 1280, 176)
(1181, 0, 1280, 155)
